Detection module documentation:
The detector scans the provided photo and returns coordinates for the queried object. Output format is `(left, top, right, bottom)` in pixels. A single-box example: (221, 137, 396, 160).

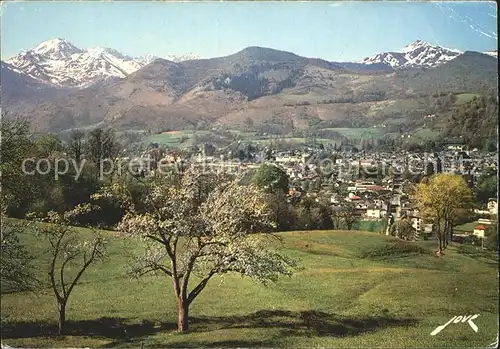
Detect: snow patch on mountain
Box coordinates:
(483, 50, 498, 57)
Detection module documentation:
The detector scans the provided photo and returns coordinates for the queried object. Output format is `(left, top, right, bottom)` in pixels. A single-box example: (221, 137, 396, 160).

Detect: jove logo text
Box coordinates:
(430, 314, 480, 336)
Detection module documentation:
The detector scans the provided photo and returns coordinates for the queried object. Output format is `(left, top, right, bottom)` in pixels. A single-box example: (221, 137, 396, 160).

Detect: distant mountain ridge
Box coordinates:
(3, 43, 496, 134)
(5, 38, 496, 89)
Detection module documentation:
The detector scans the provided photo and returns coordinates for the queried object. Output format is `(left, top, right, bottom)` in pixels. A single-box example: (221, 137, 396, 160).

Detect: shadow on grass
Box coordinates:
(0, 317, 176, 342)
(1, 310, 418, 347)
(190, 310, 418, 337)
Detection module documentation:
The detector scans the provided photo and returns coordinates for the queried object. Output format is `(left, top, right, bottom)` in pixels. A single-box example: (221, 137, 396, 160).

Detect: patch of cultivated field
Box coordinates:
(455, 93, 480, 105)
(1, 228, 498, 348)
(141, 130, 212, 148)
(320, 127, 385, 140)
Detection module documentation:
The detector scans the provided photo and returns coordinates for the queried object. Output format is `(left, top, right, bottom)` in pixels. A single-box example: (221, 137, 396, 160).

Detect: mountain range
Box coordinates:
(5, 38, 497, 89)
(1, 39, 497, 135)
(5, 38, 200, 88)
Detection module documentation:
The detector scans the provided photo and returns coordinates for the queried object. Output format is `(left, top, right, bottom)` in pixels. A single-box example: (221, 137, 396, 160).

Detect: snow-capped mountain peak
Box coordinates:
(401, 39, 461, 54)
(7, 39, 202, 88)
(360, 39, 463, 68)
(401, 39, 432, 53)
(137, 54, 158, 65)
(32, 38, 83, 60)
(87, 47, 134, 61)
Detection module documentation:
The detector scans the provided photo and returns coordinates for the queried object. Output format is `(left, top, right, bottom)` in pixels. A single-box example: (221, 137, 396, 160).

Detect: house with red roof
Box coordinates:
(348, 192, 362, 201)
(473, 225, 487, 238)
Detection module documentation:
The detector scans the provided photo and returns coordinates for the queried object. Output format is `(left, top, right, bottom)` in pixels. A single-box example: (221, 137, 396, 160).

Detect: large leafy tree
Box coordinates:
(35, 134, 64, 158)
(252, 164, 289, 194)
(101, 169, 296, 332)
(413, 173, 473, 253)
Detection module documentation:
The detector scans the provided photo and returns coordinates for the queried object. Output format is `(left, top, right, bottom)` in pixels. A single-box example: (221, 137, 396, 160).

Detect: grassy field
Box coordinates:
(141, 130, 207, 148)
(1, 227, 498, 348)
(135, 127, 391, 150)
(455, 93, 480, 105)
(139, 130, 340, 150)
(319, 128, 385, 140)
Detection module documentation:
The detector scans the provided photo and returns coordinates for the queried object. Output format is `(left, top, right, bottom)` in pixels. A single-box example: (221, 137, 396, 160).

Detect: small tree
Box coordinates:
(331, 206, 343, 230)
(32, 206, 106, 335)
(340, 202, 359, 230)
(105, 170, 296, 332)
(394, 218, 415, 240)
(86, 128, 119, 178)
(67, 129, 86, 164)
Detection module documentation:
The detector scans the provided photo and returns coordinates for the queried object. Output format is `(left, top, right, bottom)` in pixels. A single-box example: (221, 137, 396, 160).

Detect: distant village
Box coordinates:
(127, 140, 498, 241)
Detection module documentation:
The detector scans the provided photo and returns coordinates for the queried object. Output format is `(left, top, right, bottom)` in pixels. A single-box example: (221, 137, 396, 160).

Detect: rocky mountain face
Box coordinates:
(6, 38, 200, 88)
(360, 40, 462, 68)
(1, 61, 62, 110)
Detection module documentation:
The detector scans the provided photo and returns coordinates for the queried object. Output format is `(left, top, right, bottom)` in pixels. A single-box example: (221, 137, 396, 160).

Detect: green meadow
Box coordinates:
(1, 227, 498, 348)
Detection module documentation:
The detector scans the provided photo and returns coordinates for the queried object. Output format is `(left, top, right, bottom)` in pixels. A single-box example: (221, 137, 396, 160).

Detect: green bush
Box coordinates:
(359, 241, 430, 259)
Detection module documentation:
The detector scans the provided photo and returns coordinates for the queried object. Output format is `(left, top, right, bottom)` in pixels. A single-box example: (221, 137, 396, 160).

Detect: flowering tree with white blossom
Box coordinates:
(104, 169, 296, 332)
(32, 205, 106, 335)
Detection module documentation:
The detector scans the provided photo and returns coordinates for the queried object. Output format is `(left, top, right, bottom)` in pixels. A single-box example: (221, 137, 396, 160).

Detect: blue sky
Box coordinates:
(1, 1, 497, 61)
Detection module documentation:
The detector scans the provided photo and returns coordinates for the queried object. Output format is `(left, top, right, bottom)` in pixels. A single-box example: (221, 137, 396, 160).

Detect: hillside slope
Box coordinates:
(3, 48, 498, 134)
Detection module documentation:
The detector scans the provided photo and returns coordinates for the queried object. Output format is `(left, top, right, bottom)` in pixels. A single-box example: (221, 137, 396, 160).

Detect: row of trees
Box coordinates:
(1, 168, 298, 334)
(1, 119, 120, 219)
(1, 119, 300, 334)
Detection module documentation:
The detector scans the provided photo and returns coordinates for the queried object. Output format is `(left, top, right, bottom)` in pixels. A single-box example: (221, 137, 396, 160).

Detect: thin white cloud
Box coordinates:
(328, 3, 346, 8)
(434, 3, 497, 40)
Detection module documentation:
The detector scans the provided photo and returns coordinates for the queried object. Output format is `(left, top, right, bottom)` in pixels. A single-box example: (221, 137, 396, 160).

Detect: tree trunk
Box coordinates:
(437, 224, 442, 254)
(443, 220, 448, 249)
(58, 301, 67, 335)
(450, 225, 454, 245)
(177, 298, 189, 332)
